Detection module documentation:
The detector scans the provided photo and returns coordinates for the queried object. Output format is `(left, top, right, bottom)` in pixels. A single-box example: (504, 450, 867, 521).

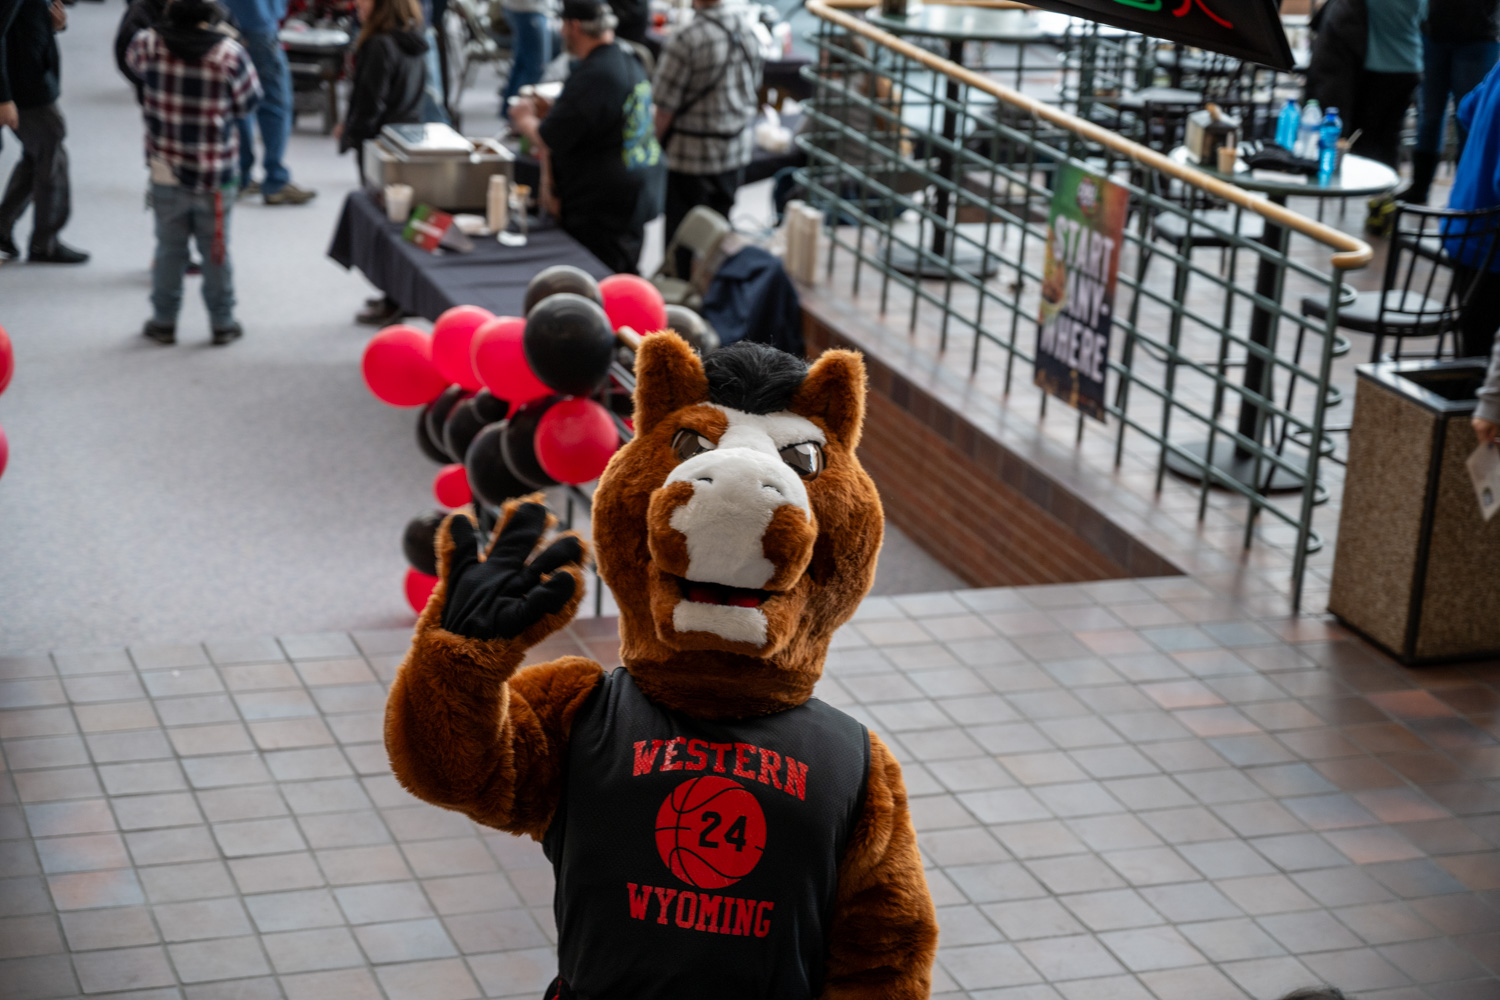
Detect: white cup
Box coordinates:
(385, 183, 414, 223)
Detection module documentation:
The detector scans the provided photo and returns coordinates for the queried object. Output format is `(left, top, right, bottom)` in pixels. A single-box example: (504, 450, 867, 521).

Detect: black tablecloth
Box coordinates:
(328, 190, 612, 321)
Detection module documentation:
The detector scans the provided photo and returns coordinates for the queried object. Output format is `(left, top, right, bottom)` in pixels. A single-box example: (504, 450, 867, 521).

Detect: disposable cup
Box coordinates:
(385, 184, 414, 223)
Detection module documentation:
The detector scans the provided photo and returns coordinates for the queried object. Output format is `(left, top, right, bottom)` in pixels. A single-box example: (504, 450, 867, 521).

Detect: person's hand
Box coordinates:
(0, 102, 18, 132)
(438, 501, 584, 642)
(1475, 416, 1499, 447)
(49, 1, 66, 32)
(531, 94, 553, 118)
(332, 122, 343, 141)
(508, 96, 538, 127)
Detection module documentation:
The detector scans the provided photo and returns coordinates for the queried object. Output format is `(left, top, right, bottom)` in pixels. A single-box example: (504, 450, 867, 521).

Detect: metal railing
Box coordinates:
(796, 0, 1374, 610)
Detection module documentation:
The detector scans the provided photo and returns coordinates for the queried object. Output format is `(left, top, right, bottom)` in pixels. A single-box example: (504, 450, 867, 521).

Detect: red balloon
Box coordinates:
(0, 324, 12, 397)
(535, 397, 620, 484)
(431, 305, 493, 391)
(470, 316, 551, 405)
(405, 567, 439, 613)
(434, 463, 472, 508)
(362, 325, 447, 407)
(0, 423, 8, 480)
(599, 274, 667, 335)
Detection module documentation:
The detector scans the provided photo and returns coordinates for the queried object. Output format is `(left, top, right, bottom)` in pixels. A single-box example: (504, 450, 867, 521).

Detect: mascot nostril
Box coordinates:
(385, 335, 938, 1000)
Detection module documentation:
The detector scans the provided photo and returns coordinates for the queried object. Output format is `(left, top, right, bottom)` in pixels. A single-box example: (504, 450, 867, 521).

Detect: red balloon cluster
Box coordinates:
(599, 274, 667, 334)
(0, 323, 11, 481)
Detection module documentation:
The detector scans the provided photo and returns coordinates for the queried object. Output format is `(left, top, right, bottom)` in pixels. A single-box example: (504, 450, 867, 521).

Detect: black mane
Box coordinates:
(703, 342, 808, 415)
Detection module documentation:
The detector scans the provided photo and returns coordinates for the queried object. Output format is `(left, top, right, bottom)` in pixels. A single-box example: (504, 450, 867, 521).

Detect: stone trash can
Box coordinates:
(1329, 359, 1500, 665)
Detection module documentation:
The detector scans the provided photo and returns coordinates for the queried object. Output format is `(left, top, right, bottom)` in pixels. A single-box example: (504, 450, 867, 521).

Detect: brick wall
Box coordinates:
(805, 311, 1180, 588)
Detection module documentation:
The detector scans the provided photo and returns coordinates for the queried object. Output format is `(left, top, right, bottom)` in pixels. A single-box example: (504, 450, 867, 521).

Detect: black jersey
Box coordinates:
(542, 668, 870, 1000)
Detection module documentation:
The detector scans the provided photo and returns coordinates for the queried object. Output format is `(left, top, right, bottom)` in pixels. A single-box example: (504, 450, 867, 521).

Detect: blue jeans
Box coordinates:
(1416, 37, 1500, 155)
(501, 10, 551, 106)
(151, 184, 236, 329)
(236, 31, 293, 195)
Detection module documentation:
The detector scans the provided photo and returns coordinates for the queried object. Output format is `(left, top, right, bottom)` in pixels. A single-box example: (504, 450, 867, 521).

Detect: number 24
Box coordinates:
(699, 811, 748, 851)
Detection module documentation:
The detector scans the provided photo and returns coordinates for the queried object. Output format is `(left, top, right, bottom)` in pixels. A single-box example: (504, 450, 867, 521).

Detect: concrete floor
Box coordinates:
(0, 3, 958, 655)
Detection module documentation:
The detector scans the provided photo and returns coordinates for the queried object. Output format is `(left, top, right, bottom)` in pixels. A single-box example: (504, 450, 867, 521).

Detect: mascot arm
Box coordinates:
(384, 500, 605, 840)
(820, 731, 938, 1000)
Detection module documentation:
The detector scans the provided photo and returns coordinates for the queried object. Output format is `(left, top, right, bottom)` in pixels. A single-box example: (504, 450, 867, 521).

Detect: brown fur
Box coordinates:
(385, 339, 937, 996)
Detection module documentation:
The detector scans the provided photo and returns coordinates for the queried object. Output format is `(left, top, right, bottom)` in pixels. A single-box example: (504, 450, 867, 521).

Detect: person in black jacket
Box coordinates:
(337, 0, 427, 184)
(0, 0, 87, 263)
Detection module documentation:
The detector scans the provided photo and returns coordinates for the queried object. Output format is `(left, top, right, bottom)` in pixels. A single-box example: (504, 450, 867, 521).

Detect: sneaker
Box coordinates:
(186, 259, 203, 276)
(211, 322, 244, 346)
(143, 320, 176, 345)
(238, 180, 261, 199)
(30, 242, 90, 264)
(264, 183, 317, 206)
(0, 232, 17, 259)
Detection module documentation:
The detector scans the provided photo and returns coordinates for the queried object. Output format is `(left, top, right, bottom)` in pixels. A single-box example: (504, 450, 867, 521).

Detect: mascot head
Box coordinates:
(593, 334, 884, 718)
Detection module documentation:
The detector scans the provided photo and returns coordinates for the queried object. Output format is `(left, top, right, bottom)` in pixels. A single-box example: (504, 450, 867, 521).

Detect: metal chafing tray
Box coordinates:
(365, 124, 515, 212)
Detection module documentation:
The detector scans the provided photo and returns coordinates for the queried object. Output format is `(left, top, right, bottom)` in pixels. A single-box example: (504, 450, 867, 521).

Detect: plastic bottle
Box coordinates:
(1297, 99, 1322, 159)
(1317, 107, 1343, 183)
(1276, 99, 1300, 151)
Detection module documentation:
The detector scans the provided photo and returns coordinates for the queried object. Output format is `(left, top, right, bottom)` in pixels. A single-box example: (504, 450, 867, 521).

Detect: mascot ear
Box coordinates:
(791, 349, 867, 450)
(633, 331, 710, 436)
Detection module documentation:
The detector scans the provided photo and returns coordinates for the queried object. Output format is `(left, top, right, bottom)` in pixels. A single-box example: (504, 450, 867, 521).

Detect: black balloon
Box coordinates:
(415, 405, 450, 465)
(664, 305, 720, 356)
(425, 385, 468, 460)
(523, 264, 603, 316)
(523, 293, 616, 397)
(465, 421, 533, 507)
(501, 396, 560, 489)
(402, 509, 446, 577)
(443, 396, 489, 464)
(471, 388, 511, 423)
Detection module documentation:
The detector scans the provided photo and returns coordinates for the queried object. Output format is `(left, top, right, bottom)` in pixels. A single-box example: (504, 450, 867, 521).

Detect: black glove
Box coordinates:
(439, 503, 583, 641)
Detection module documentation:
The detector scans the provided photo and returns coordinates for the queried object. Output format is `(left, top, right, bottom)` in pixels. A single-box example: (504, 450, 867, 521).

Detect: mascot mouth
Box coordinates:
(675, 576, 772, 609)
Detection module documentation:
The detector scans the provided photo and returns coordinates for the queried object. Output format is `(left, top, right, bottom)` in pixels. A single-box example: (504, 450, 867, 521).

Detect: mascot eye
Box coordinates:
(671, 429, 716, 461)
(779, 441, 824, 480)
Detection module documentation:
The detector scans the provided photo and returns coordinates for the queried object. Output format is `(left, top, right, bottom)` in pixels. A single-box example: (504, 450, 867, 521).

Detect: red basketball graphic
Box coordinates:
(654, 775, 767, 889)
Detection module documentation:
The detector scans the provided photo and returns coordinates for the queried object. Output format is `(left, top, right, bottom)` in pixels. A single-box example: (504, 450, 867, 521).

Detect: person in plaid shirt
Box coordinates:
(652, 0, 762, 258)
(126, 0, 260, 345)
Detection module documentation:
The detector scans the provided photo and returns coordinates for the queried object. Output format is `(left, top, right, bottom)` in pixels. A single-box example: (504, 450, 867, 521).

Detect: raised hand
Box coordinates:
(439, 501, 585, 642)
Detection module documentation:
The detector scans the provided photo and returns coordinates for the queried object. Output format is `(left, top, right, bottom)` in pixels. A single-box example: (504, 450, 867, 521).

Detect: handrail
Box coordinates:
(804, 0, 1375, 270)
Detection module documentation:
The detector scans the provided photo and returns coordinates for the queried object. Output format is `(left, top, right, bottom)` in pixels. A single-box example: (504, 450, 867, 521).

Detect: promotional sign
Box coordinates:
(1034, 165, 1127, 423)
(1028, 0, 1292, 70)
(403, 205, 456, 253)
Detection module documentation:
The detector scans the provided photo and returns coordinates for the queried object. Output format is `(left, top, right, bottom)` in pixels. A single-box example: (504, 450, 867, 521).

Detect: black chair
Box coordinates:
(1299, 201, 1500, 362)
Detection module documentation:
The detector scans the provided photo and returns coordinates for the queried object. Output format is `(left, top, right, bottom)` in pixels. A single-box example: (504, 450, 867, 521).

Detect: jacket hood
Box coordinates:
(387, 28, 429, 55)
(158, 16, 235, 62)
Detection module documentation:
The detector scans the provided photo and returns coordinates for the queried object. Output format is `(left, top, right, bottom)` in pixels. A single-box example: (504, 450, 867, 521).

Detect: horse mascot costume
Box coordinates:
(385, 333, 938, 999)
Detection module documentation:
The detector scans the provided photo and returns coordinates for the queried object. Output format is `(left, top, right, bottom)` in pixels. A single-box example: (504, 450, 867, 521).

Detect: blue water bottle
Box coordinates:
(1276, 99, 1300, 151)
(1318, 107, 1343, 184)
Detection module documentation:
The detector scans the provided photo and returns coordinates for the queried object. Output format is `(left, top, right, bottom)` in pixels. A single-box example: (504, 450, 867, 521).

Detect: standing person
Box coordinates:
(508, 0, 663, 274)
(652, 0, 760, 257)
(0, 0, 88, 263)
(1305, 0, 1421, 169)
(337, 0, 427, 326)
(498, 0, 552, 111)
(127, 0, 261, 345)
(221, 0, 316, 204)
(1405, 0, 1500, 204)
(1444, 60, 1500, 357)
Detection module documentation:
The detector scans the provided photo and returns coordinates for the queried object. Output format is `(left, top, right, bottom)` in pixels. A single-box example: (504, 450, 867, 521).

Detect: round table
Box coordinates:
(1165, 147, 1399, 491)
(865, 7, 1054, 278)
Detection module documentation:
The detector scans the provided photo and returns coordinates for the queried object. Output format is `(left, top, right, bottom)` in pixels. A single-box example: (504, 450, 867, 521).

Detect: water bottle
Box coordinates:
(1317, 108, 1343, 184)
(1297, 99, 1322, 159)
(1276, 99, 1300, 151)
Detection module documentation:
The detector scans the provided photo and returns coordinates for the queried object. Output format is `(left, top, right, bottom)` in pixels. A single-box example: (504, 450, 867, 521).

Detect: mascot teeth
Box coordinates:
(386, 333, 938, 1000)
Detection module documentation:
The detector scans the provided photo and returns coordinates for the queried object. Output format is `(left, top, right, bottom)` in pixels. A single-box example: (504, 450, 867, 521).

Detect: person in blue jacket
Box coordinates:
(1445, 59, 1500, 358)
(220, 0, 316, 204)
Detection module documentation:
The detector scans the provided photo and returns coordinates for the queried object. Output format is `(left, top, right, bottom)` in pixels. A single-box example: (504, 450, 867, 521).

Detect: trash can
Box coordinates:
(1329, 359, 1500, 665)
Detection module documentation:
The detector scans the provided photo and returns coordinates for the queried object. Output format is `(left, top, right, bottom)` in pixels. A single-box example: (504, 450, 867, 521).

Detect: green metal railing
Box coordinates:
(796, 0, 1374, 610)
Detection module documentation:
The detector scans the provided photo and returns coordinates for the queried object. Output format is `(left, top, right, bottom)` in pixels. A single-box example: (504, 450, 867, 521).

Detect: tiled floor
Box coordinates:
(3, 583, 1498, 1000)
